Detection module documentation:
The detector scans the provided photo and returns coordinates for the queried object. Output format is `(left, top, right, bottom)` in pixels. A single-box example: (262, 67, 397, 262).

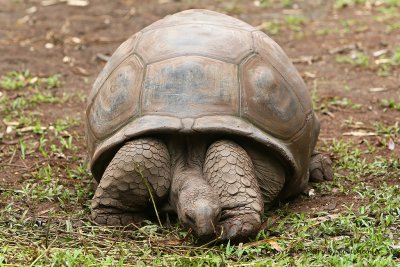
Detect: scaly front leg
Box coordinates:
(204, 140, 264, 242)
(91, 138, 171, 225)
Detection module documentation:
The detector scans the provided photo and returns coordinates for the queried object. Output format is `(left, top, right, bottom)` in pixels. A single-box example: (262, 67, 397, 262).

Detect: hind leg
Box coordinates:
(244, 141, 286, 208)
(91, 138, 171, 226)
(203, 140, 264, 242)
(309, 151, 333, 182)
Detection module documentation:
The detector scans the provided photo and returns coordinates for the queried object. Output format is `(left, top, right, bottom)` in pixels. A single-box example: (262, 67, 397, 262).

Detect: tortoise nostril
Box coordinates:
(185, 212, 196, 225)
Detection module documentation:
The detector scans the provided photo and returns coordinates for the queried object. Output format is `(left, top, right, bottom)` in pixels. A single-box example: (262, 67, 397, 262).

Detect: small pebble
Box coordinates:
(308, 188, 316, 197)
(45, 43, 54, 49)
(6, 126, 13, 134)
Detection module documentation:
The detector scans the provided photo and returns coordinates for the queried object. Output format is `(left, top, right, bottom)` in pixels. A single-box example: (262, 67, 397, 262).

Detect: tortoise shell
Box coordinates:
(86, 9, 319, 196)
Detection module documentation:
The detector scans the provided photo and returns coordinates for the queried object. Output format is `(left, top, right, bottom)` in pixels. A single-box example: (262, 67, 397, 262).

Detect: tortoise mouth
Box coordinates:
(177, 196, 221, 238)
(179, 208, 220, 238)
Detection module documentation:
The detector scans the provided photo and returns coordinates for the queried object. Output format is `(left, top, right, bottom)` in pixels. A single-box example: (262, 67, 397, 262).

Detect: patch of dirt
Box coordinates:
(0, 0, 399, 219)
(288, 193, 357, 214)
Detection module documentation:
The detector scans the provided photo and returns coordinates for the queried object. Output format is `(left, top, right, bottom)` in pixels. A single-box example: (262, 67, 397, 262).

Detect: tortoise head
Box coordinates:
(176, 179, 221, 238)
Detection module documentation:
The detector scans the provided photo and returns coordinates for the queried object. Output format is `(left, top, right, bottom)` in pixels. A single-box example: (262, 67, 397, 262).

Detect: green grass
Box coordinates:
(281, 0, 293, 8)
(335, 51, 370, 68)
(335, 0, 400, 8)
(284, 15, 306, 32)
(392, 47, 400, 64)
(1, 69, 399, 264)
(1, 1, 400, 264)
(335, 0, 367, 9)
(0, 70, 61, 91)
(334, 45, 400, 76)
(259, 0, 270, 8)
(0, 70, 32, 90)
(257, 15, 306, 37)
(312, 94, 363, 113)
(375, 47, 400, 76)
(1, 159, 399, 265)
(381, 96, 400, 111)
(257, 20, 281, 35)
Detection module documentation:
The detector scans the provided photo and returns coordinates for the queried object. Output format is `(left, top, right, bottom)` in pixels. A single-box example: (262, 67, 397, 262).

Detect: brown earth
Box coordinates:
(0, 0, 399, 221)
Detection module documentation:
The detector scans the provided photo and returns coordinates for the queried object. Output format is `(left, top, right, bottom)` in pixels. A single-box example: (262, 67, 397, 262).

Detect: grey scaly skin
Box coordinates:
(204, 140, 264, 242)
(167, 136, 221, 238)
(91, 136, 321, 241)
(91, 138, 171, 225)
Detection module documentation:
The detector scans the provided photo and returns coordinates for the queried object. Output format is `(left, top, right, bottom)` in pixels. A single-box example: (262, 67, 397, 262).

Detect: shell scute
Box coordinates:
(240, 55, 305, 139)
(142, 56, 238, 117)
(137, 23, 253, 64)
(88, 55, 143, 139)
(86, 9, 318, 188)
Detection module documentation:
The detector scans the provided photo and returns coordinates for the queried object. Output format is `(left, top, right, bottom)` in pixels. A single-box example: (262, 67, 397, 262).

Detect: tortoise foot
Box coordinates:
(91, 207, 145, 226)
(204, 140, 263, 242)
(309, 151, 333, 182)
(218, 211, 261, 242)
(91, 138, 171, 226)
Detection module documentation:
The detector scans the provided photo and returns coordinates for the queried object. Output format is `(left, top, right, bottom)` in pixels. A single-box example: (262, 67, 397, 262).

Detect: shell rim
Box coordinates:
(88, 114, 304, 182)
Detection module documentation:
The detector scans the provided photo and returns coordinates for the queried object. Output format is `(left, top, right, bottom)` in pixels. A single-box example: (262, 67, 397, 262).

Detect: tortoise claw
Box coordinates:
(91, 207, 145, 226)
(217, 212, 261, 243)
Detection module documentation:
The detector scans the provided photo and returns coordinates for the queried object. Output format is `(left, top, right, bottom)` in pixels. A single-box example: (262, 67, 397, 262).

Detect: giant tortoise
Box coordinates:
(85, 9, 333, 241)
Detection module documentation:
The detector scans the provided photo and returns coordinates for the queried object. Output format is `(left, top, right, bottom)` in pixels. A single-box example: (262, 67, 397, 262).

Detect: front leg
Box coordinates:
(204, 140, 264, 242)
(91, 138, 171, 226)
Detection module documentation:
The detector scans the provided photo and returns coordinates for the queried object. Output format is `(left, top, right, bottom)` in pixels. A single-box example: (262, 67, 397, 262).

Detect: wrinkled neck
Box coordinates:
(167, 135, 221, 237)
(168, 136, 208, 207)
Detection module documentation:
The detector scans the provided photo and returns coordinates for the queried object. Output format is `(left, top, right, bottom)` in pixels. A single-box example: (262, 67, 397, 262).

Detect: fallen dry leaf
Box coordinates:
(155, 239, 184, 246)
(268, 240, 284, 251)
(37, 208, 55, 216)
(3, 120, 19, 127)
(71, 37, 82, 44)
(308, 188, 316, 196)
(369, 87, 387, 92)
(41, 0, 59, 6)
(45, 43, 54, 49)
(373, 49, 388, 57)
(375, 58, 391, 65)
(388, 139, 395, 151)
(26, 6, 38, 14)
(329, 43, 359, 54)
(331, 236, 350, 241)
(259, 214, 279, 230)
(17, 15, 30, 25)
(18, 126, 47, 133)
(291, 55, 320, 64)
(304, 71, 316, 78)
(96, 53, 110, 62)
(342, 131, 377, 137)
(67, 0, 89, 6)
(310, 214, 340, 223)
(73, 66, 90, 76)
(244, 237, 285, 251)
